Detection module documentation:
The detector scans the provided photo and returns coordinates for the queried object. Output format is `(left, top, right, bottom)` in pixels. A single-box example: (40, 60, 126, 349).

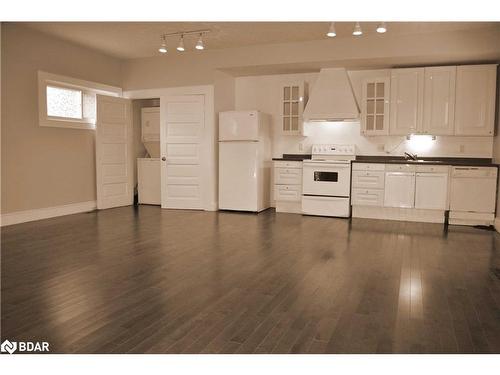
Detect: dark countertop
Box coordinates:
(354, 155, 498, 167)
(272, 154, 498, 167)
(272, 154, 311, 161)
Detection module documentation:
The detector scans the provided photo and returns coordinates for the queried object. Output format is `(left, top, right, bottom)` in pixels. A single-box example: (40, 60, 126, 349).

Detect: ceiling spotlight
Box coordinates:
(176, 35, 185, 52)
(376, 22, 387, 33)
(195, 33, 204, 50)
(352, 22, 363, 36)
(158, 36, 167, 54)
(326, 22, 336, 37)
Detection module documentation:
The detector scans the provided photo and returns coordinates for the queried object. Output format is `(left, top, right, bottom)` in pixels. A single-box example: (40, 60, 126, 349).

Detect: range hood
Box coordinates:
(303, 68, 360, 121)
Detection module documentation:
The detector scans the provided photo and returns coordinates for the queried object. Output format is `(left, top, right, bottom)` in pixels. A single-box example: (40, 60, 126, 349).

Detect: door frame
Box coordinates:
(123, 85, 216, 211)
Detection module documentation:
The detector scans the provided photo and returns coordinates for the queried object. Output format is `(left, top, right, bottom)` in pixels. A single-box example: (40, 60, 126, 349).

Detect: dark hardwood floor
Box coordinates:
(2, 206, 500, 353)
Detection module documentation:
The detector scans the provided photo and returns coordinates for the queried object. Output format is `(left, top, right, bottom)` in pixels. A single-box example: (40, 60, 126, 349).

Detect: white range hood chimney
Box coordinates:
(303, 68, 360, 121)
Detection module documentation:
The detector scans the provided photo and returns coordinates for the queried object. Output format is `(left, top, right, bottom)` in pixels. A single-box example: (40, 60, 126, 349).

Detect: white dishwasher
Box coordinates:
(449, 166, 498, 225)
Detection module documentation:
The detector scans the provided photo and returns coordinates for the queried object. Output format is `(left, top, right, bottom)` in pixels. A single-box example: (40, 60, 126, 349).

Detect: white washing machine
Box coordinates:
(137, 158, 161, 205)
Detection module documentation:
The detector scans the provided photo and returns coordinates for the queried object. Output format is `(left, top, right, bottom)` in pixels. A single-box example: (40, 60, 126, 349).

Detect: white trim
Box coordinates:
(1, 201, 96, 227)
(123, 85, 217, 212)
(38, 71, 122, 130)
(39, 71, 122, 96)
(352, 205, 445, 223)
(495, 217, 500, 232)
(448, 211, 495, 226)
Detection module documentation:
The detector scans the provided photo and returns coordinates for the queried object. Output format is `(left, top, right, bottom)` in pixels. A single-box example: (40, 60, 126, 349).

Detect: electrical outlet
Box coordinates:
(298, 143, 303, 152)
(459, 144, 465, 153)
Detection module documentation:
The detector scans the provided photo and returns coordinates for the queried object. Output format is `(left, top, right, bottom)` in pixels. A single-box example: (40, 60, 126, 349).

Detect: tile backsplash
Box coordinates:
(275, 121, 493, 158)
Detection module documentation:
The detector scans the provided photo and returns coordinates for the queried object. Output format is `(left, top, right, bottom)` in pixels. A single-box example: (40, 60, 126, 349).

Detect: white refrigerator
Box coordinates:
(219, 110, 272, 212)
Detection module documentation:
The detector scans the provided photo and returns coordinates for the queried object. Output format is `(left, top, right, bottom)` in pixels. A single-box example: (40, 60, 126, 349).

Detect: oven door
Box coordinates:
(303, 161, 351, 197)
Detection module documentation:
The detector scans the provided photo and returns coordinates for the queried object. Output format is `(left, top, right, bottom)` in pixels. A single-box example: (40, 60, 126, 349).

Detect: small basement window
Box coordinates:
(46, 85, 84, 119)
(38, 71, 121, 130)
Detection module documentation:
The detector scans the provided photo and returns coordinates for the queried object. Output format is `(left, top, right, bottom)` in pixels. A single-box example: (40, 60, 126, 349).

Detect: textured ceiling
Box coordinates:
(19, 22, 500, 60)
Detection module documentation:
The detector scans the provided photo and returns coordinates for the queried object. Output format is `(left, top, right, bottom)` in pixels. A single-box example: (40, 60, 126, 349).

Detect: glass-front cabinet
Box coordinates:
(361, 77, 390, 136)
(281, 82, 306, 136)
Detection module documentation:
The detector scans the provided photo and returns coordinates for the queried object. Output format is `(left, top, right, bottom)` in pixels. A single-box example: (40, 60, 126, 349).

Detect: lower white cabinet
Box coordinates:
(352, 162, 454, 224)
(352, 188, 385, 206)
(414, 168, 449, 210)
(384, 169, 416, 208)
(275, 184, 301, 202)
(274, 167, 302, 185)
(351, 163, 385, 207)
(351, 170, 385, 189)
(274, 160, 303, 213)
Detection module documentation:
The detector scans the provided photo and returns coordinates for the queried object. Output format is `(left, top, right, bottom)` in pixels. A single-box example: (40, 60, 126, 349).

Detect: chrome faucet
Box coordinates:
(404, 152, 418, 161)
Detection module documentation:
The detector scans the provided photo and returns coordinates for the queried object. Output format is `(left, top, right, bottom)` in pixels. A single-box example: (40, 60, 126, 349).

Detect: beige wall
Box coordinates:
(122, 26, 500, 90)
(492, 67, 500, 221)
(1, 24, 123, 214)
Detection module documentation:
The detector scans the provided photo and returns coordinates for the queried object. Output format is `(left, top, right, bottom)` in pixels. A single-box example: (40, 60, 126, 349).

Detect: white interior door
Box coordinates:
(96, 95, 133, 209)
(161, 95, 205, 209)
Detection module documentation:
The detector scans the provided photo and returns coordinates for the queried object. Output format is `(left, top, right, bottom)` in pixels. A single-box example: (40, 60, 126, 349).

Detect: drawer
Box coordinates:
(415, 165, 449, 173)
(352, 163, 385, 171)
(273, 161, 303, 169)
(352, 170, 385, 189)
(275, 184, 301, 202)
(351, 188, 385, 206)
(385, 164, 416, 172)
(274, 167, 302, 185)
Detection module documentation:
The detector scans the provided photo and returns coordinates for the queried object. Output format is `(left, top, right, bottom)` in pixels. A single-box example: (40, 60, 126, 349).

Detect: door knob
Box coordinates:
(161, 157, 166, 161)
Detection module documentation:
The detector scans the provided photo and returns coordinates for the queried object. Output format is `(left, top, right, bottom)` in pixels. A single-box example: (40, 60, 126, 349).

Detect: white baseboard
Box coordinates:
(352, 205, 445, 223)
(1, 201, 97, 227)
(449, 211, 494, 227)
(494, 217, 500, 232)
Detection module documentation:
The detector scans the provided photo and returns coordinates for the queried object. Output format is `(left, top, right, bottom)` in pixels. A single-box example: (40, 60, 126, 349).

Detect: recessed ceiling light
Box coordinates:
(195, 34, 204, 50)
(326, 22, 336, 37)
(376, 22, 387, 33)
(158, 36, 167, 54)
(177, 35, 185, 52)
(352, 22, 363, 36)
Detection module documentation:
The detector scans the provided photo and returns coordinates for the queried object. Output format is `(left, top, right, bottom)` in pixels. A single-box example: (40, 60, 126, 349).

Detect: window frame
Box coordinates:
(38, 71, 122, 130)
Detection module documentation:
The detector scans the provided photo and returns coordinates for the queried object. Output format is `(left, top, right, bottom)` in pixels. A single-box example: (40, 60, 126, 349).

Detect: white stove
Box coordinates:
(302, 144, 355, 218)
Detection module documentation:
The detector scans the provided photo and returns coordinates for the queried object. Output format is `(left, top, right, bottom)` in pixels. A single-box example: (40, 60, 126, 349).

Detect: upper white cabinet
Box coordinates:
(422, 66, 456, 135)
(281, 82, 306, 136)
(361, 77, 390, 136)
(454, 65, 497, 136)
(389, 68, 425, 136)
(141, 107, 160, 141)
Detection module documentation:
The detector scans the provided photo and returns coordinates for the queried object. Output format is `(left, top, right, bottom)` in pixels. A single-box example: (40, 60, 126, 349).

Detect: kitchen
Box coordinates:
(218, 64, 498, 228)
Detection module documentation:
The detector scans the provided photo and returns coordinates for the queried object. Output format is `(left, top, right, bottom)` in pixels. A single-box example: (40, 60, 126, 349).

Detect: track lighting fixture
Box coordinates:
(158, 36, 167, 54)
(326, 22, 336, 37)
(376, 22, 387, 33)
(352, 22, 362, 36)
(195, 34, 204, 50)
(176, 35, 185, 52)
(324, 22, 387, 39)
(157, 29, 210, 54)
